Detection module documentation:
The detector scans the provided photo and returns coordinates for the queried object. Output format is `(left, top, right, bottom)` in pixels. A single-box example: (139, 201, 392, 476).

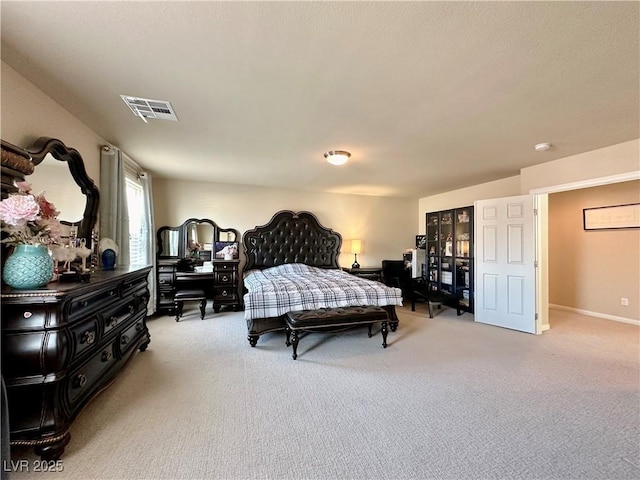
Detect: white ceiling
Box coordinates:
(1, 1, 638, 198)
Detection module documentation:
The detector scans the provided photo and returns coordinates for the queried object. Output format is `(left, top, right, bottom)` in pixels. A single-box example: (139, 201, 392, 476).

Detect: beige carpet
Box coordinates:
(9, 305, 640, 480)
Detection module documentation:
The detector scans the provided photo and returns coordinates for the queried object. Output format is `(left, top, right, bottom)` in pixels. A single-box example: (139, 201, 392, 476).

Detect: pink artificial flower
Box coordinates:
(35, 194, 59, 219)
(0, 194, 40, 226)
(16, 181, 32, 194)
(39, 218, 62, 244)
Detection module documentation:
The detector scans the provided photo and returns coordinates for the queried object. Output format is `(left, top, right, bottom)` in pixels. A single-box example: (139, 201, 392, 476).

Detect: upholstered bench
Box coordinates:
(284, 306, 390, 360)
(174, 289, 207, 321)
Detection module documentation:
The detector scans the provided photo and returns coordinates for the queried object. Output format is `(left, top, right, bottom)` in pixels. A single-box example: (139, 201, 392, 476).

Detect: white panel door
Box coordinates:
(474, 195, 538, 333)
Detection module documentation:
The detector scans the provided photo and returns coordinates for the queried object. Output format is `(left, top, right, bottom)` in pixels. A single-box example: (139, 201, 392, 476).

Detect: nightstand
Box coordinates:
(342, 267, 382, 282)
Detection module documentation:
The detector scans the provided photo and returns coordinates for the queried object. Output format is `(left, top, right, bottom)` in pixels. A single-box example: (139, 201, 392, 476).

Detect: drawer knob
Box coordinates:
(109, 316, 118, 327)
(121, 334, 130, 345)
(135, 322, 143, 332)
(74, 374, 87, 388)
(101, 351, 113, 362)
(82, 330, 95, 344)
(221, 290, 228, 297)
(221, 275, 229, 282)
(129, 304, 135, 315)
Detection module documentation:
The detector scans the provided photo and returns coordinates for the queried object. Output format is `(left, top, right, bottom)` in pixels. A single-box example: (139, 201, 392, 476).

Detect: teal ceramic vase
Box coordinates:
(2, 244, 54, 289)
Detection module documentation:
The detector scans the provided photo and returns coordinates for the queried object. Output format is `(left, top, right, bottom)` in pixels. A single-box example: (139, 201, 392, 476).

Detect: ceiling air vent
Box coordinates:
(120, 95, 178, 122)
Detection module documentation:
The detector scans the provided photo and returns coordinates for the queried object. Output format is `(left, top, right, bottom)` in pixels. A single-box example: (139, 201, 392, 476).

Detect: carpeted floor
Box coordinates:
(8, 305, 640, 480)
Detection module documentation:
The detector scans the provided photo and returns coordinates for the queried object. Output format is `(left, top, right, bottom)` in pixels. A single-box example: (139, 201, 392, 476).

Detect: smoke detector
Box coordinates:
(120, 95, 178, 123)
(534, 142, 552, 151)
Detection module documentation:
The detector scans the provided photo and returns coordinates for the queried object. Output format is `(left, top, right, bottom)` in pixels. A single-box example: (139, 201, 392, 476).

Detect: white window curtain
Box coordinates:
(140, 171, 157, 315)
(100, 145, 157, 314)
(100, 146, 130, 264)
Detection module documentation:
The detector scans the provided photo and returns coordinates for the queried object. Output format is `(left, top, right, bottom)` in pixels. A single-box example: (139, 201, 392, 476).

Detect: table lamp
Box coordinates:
(351, 239, 362, 269)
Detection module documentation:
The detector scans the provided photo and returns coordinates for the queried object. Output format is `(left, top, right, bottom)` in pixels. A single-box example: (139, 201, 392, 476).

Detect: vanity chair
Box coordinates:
(156, 219, 241, 316)
(174, 289, 207, 321)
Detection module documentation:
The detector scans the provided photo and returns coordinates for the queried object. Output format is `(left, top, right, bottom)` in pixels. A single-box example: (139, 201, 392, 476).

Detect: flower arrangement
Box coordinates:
(0, 181, 62, 247)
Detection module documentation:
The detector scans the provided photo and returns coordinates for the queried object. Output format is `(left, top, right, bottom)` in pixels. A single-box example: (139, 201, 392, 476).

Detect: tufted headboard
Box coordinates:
(242, 210, 342, 272)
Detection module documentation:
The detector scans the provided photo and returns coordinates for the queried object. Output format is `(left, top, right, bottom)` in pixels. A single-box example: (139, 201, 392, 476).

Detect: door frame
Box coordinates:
(531, 170, 640, 332)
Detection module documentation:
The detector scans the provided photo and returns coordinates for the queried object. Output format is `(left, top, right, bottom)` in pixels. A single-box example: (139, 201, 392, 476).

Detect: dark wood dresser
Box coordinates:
(1, 266, 152, 459)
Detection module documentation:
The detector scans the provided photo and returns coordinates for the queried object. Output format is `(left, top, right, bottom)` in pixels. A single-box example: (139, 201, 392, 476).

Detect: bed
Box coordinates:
(242, 210, 403, 346)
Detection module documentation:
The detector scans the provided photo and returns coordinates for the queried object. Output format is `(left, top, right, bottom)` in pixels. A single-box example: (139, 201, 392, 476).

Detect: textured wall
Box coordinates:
(153, 178, 417, 269)
(549, 180, 640, 320)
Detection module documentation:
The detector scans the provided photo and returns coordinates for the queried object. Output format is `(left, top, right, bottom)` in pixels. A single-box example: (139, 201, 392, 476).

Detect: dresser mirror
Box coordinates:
(26, 137, 99, 247)
(157, 218, 238, 262)
(28, 153, 86, 224)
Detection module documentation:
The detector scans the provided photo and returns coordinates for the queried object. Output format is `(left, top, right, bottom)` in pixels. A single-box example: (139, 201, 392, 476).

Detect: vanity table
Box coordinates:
(156, 219, 241, 314)
(1, 138, 152, 460)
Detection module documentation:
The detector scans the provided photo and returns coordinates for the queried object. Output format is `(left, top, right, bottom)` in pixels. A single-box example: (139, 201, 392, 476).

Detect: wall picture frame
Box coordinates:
(214, 241, 239, 259)
(415, 235, 426, 249)
(583, 203, 640, 230)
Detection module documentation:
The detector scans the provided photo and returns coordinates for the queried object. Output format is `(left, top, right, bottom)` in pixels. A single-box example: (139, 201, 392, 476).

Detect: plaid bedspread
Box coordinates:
(243, 263, 403, 321)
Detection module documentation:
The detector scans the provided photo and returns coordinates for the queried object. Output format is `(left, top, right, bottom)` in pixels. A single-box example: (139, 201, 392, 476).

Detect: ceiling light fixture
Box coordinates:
(324, 150, 351, 165)
(534, 142, 552, 151)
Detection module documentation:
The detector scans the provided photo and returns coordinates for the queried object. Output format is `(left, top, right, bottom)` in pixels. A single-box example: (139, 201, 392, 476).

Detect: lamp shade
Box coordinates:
(350, 239, 362, 254)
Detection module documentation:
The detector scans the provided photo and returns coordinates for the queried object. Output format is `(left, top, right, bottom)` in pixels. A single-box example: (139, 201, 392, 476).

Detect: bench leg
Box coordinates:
(428, 302, 434, 318)
(175, 301, 184, 322)
(381, 321, 388, 348)
(290, 330, 299, 360)
(285, 327, 291, 346)
(199, 299, 206, 319)
(367, 324, 373, 338)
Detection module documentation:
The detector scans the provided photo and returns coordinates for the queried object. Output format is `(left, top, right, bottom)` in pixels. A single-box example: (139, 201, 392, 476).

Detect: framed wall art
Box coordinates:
(214, 241, 239, 259)
(583, 203, 640, 230)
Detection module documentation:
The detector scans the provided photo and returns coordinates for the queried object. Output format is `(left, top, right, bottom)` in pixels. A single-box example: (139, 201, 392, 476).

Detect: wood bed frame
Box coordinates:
(241, 210, 399, 346)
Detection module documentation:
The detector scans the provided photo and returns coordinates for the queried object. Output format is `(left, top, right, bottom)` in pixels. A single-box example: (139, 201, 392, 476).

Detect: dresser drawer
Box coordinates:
(214, 270, 236, 284)
(101, 301, 137, 335)
(70, 316, 100, 360)
(213, 287, 239, 303)
(158, 273, 174, 286)
(68, 286, 119, 321)
(1, 303, 52, 330)
(2, 331, 69, 378)
(66, 341, 116, 408)
(117, 315, 147, 356)
(214, 262, 236, 271)
(158, 290, 175, 303)
(157, 265, 175, 274)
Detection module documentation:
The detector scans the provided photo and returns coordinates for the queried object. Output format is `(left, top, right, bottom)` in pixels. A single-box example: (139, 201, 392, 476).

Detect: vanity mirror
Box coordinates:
(158, 226, 180, 258)
(26, 137, 99, 247)
(156, 218, 241, 314)
(157, 218, 238, 260)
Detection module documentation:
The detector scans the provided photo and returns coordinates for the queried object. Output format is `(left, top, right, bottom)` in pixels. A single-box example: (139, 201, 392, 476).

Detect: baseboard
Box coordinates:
(549, 304, 640, 326)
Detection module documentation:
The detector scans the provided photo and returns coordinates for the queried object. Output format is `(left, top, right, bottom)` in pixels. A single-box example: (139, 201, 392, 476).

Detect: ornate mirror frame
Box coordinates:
(156, 218, 239, 260)
(27, 137, 100, 247)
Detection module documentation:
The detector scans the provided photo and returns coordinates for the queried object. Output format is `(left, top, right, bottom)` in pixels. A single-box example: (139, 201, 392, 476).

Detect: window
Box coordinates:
(125, 173, 146, 266)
